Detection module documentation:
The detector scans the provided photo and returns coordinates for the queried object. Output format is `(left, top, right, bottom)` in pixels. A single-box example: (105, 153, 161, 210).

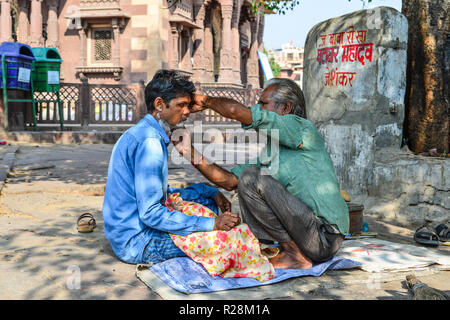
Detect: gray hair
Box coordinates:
(263, 78, 307, 118)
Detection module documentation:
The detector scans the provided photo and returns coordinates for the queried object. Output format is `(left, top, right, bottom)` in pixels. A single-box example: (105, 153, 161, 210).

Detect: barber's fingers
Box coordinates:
(225, 219, 240, 229)
(222, 214, 239, 223)
(222, 211, 239, 218)
(225, 221, 236, 228)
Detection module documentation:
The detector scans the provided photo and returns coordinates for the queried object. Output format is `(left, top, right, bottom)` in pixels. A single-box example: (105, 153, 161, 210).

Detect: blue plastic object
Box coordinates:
(0, 42, 35, 90)
(362, 222, 369, 232)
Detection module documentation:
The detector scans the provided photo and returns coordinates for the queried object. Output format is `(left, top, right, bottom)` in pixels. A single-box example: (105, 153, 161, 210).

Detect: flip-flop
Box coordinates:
(77, 213, 97, 233)
(414, 226, 439, 247)
(435, 224, 450, 242)
(260, 244, 280, 258)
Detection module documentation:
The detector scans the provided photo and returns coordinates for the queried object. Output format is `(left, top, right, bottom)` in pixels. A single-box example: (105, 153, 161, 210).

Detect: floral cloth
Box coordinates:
(165, 193, 276, 281)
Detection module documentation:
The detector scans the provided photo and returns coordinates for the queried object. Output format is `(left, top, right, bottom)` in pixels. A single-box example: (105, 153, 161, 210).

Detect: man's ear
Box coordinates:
(280, 101, 294, 115)
(154, 97, 166, 112)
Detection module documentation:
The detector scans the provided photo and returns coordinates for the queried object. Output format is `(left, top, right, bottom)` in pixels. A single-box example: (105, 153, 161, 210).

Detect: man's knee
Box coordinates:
(237, 166, 261, 191)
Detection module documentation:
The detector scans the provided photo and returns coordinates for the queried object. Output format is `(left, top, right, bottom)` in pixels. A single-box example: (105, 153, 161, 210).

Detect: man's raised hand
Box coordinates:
(189, 94, 207, 113)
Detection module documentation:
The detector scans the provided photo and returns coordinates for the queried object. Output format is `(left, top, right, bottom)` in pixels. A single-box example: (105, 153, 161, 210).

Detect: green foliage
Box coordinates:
(269, 56, 281, 77)
(263, 48, 281, 77)
(250, 0, 301, 16)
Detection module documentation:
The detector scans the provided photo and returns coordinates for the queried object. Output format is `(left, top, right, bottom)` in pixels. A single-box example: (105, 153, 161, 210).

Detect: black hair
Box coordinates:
(144, 69, 195, 113)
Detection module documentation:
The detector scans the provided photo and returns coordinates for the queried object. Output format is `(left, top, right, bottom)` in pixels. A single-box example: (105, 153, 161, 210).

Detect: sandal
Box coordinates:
(77, 213, 97, 233)
(435, 224, 450, 242)
(414, 226, 439, 247)
(260, 244, 280, 258)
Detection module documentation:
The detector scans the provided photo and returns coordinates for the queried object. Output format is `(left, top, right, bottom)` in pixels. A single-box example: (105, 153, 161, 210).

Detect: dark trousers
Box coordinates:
(237, 166, 344, 263)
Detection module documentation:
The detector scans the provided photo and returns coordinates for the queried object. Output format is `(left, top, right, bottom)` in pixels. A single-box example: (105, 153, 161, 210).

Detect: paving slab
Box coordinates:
(0, 143, 448, 300)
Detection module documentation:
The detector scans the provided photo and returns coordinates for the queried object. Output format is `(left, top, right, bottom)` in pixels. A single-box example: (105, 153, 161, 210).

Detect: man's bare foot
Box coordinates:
(269, 241, 313, 269)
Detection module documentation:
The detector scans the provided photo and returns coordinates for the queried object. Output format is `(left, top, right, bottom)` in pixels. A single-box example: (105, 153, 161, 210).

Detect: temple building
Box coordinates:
(0, 0, 266, 88)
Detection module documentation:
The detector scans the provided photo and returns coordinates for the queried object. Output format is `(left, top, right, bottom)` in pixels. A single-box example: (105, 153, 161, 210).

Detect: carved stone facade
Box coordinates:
(0, 0, 265, 88)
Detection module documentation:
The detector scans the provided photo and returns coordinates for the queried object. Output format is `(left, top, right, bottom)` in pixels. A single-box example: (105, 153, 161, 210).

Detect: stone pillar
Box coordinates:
(219, 2, 233, 82)
(257, 13, 265, 86)
(188, 29, 193, 72)
(78, 23, 87, 67)
(302, 7, 408, 195)
(257, 13, 264, 52)
(30, 0, 44, 47)
(204, 7, 214, 81)
(17, 0, 29, 44)
(247, 14, 260, 88)
(231, 1, 242, 83)
(170, 25, 180, 70)
(46, 0, 59, 47)
(192, 0, 206, 82)
(180, 28, 192, 72)
(0, 0, 13, 43)
(112, 18, 120, 66)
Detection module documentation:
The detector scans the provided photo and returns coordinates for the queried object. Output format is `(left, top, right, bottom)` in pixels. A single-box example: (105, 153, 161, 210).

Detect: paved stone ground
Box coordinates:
(0, 143, 448, 300)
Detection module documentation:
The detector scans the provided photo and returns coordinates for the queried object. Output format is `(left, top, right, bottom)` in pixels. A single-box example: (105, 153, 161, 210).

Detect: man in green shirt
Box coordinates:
(173, 78, 349, 269)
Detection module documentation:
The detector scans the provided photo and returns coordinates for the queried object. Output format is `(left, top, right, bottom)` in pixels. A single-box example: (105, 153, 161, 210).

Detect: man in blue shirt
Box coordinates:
(102, 70, 240, 264)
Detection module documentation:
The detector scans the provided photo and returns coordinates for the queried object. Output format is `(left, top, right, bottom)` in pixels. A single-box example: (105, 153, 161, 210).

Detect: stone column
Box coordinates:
(46, 0, 59, 47)
(30, 0, 44, 47)
(247, 13, 260, 87)
(170, 25, 180, 70)
(257, 13, 264, 86)
(231, 0, 242, 83)
(17, 0, 29, 44)
(192, 0, 206, 82)
(187, 28, 193, 72)
(180, 28, 192, 72)
(112, 18, 120, 66)
(257, 13, 264, 53)
(0, 0, 13, 43)
(78, 24, 87, 67)
(204, 7, 214, 81)
(219, 2, 233, 82)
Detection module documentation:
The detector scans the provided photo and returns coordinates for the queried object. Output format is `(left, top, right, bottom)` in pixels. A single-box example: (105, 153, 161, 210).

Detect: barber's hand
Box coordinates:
(213, 211, 241, 231)
(189, 94, 207, 113)
(171, 127, 191, 156)
(214, 191, 231, 213)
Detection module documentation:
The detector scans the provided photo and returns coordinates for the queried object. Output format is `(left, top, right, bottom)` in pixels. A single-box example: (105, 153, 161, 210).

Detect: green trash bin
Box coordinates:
(31, 47, 62, 92)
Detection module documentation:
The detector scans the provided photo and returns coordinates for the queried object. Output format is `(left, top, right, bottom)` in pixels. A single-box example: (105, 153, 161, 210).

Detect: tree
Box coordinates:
(263, 48, 281, 77)
(269, 56, 281, 77)
(251, 0, 300, 15)
(402, 0, 449, 154)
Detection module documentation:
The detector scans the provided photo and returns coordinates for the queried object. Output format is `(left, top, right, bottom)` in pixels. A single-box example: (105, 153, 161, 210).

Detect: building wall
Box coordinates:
(0, 0, 264, 87)
(58, 0, 81, 83)
(126, 0, 167, 83)
(58, 0, 166, 84)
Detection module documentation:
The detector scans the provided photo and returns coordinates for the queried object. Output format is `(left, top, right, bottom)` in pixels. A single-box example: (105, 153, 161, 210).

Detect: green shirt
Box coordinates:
(231, 104, 349, 235)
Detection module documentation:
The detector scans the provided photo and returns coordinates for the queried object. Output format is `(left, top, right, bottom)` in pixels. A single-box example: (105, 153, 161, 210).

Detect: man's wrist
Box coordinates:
(202, 96, 213, 109)
(193, 153, 204, 168)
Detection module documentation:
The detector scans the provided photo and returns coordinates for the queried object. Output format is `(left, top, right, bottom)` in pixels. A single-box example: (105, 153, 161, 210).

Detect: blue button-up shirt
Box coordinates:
(102, 114, 217, 264)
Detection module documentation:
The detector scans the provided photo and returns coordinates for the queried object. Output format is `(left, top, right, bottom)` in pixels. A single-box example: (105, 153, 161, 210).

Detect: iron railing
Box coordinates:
(31, 81, 261, 129)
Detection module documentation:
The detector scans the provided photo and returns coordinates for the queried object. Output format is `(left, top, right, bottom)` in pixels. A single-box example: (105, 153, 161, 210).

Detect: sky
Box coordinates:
(263, 0, 403, 50)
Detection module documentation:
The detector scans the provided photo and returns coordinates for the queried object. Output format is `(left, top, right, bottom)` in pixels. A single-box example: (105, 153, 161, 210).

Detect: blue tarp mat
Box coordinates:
(150, 256, 362, 294)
